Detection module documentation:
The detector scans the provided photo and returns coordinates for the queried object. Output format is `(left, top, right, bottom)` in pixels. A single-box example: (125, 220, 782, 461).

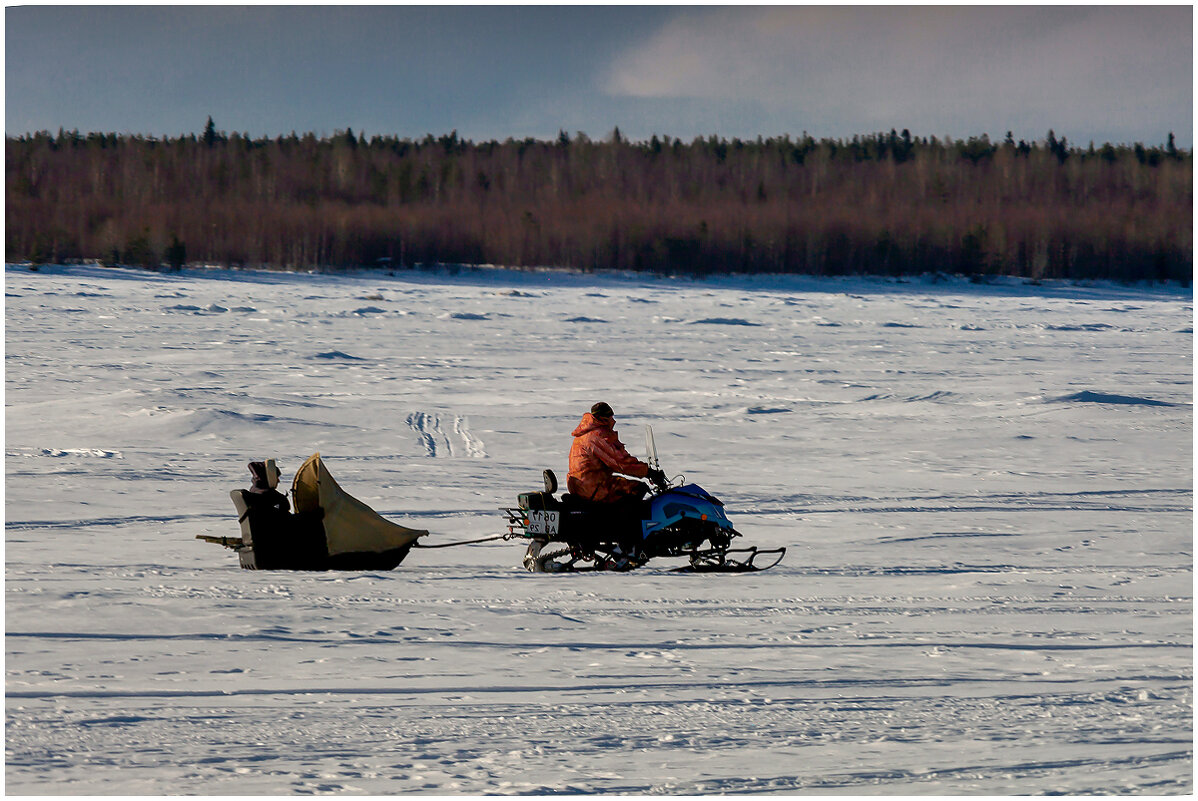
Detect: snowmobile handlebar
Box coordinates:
(646, 468, 670, 492)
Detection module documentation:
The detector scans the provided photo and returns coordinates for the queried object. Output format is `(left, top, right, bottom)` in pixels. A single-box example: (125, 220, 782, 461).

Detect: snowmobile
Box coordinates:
(503, 427, 785, 573)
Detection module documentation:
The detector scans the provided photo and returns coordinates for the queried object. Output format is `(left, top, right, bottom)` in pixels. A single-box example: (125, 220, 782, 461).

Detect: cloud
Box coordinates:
(603, 7, 1192, 143)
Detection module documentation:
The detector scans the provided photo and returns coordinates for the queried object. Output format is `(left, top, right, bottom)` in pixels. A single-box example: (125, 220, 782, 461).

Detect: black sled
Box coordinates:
(200, 454, 426, 571)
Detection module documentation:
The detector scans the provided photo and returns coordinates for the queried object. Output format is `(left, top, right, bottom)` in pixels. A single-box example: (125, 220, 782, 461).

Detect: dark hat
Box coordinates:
(590, 402, 614, 419)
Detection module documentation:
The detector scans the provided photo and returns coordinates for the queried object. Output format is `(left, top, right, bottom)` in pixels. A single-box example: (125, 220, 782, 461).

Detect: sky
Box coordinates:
(5, 4, 1193, 148)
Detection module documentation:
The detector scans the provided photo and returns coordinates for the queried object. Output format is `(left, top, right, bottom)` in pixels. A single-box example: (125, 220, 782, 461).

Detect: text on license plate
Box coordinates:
(527, 510, 560, 536)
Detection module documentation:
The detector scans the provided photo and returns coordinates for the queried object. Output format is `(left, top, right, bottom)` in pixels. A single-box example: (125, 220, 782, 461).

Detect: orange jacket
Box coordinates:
(567, 413, 650, 503)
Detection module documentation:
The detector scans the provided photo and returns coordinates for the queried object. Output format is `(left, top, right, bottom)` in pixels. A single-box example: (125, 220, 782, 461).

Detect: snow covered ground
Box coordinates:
(5, 262, 1192, 794)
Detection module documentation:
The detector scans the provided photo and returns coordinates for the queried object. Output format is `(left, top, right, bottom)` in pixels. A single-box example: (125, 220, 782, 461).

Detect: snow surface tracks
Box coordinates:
(404, 411, 486, 458)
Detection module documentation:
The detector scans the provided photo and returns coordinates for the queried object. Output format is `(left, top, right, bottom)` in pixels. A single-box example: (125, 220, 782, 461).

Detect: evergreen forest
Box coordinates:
(6, 122, 1192, 282)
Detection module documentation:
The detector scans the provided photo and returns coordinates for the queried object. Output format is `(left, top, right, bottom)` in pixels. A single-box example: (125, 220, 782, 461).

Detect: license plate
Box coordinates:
(527, 510, 560, 536)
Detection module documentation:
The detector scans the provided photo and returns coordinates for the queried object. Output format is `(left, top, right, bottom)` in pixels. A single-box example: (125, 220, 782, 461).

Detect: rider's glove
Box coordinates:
(647, 468, 667, 486)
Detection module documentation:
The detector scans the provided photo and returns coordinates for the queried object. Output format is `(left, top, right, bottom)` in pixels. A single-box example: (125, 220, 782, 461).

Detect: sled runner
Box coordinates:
(199, 453, 427, 570)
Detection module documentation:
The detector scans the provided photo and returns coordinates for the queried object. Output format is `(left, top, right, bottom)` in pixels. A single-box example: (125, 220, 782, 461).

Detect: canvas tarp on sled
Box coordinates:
(291, 453, 426, 556)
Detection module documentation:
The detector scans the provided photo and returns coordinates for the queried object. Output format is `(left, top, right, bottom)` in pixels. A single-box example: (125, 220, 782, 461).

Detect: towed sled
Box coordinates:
(503, 428, 785, 573)
(198, 453, 426, 571)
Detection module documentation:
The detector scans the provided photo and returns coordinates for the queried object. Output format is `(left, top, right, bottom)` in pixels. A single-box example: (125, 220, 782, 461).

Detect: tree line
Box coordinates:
(5, 121, 1192, 282)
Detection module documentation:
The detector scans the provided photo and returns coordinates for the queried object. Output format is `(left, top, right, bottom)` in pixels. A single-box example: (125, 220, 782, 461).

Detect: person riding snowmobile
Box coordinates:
(567, 402, 666, 503)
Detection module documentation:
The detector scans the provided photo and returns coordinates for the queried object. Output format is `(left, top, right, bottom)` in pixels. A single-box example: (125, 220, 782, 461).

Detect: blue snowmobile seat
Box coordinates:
(555, 492, 649, 545)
